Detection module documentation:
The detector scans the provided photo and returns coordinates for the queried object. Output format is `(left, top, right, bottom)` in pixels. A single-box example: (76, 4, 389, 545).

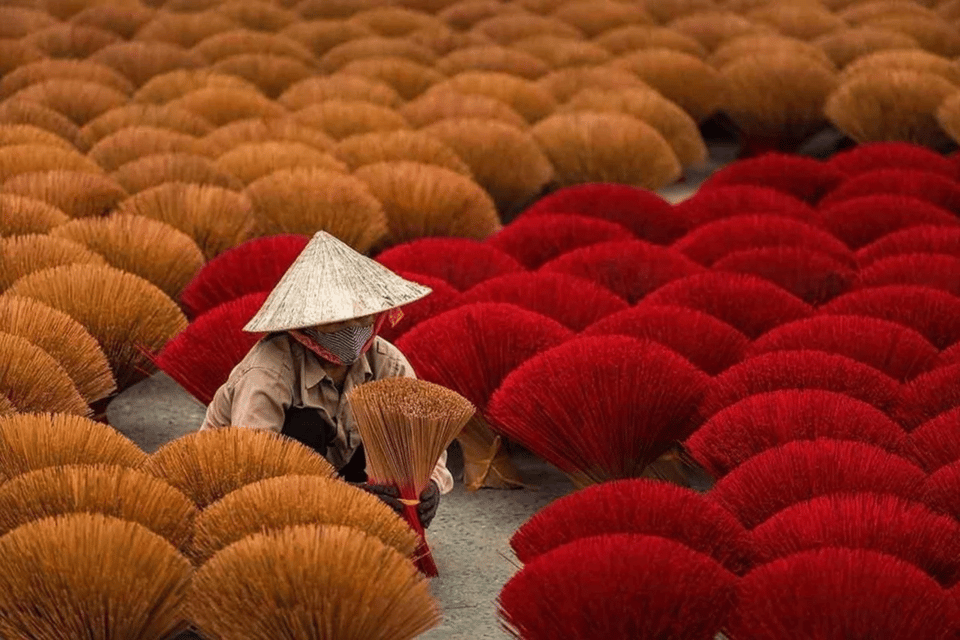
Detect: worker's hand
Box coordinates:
(357, 483, 404, 515)
(354, 481, 440, 528)
(418, 480, 440, 529)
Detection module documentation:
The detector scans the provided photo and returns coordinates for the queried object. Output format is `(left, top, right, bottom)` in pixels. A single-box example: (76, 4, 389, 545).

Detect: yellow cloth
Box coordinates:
(201, 333, 454, 494)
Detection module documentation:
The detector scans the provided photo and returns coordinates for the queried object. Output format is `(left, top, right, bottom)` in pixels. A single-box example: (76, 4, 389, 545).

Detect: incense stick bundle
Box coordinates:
(333, 130, 472, 176)
(425, 72, 557, 123)
(0, 8, 46, 39)
(0, 295, 115, 404)
(214, 141, 347, 185)
(294, 99, 411, 140)
(79, 103, 214, 143)
(111, 152, 244, 194)
(90, 41, 206, 90)
(0, 101, 84, 150)
(1, 169, 127, 218)
(400, 91, 529, 129)
(0, 513, 192, 640)
(142, 426, 336, 508)
(335, 58, 443, 102)
(0, 463, 197, 550)
(135, 10, 237, 48)
(732, 548, 958, 639)
(6, 263, 188, 390)
(435, 45, 547, 80)
(211, 53, 314, 100)
(152, 292, 266, 406)
(280, 75, 403, 111)
(318, 36, 435, 73)
(23, 24, 120, 62)
(595, 25, 706, 57)
(87, 126, 211, 173)
(421, 118, 553, 213)
(0, 193, 68, 237)
(133, 69, 259, 105)
(0, 332, 90, 417)
(191, 30, 313, 64)
(7, 79, 128, 127)
(0, 233, 106, 290)
(339, 10, 440, 43)
(827, 143, 955, 180)
(189, 474, 418, 564)
(519, 182, 684, 244)
(709, 35, 836, 72)
(72, 5, 155, 38)
(348, 377, 475, 576)
(376, 238, 522, 291)
(354, 161, 501, 246)
(857, 225, 960, 270)
(189, 524, 440, 640)
(51, 214, 205, 301)
(537, 66, 653, 104)
(115, 182, 256, 260)
(815, 26, 920, 69)
(0, 412, 147, 483)
(201, 116, 335, 156)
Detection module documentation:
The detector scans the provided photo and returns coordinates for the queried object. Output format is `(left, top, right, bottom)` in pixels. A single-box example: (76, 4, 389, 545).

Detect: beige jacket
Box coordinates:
(201, 333, 454, 494)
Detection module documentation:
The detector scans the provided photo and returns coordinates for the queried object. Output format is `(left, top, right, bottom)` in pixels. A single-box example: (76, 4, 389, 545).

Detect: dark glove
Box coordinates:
(356, 481, 441, 529)
(418, 480, 440, 529)
(356, 482, 404, 514)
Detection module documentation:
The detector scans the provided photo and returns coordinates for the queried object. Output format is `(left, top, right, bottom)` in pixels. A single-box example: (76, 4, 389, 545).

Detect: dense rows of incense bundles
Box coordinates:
(159, 141, 960, 637)
(2, 0, 960, 637)
(1, 0, 955, 413)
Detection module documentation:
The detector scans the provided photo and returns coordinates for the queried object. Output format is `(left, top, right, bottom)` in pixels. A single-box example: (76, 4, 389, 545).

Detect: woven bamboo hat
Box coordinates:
(243, 231, 431, 333)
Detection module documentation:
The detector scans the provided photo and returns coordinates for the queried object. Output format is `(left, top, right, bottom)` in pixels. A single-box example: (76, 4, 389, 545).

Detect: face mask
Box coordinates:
(303, 324, 374, 365)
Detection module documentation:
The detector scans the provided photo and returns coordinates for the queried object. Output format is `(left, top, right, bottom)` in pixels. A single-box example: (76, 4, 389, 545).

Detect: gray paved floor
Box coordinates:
(107, 373, 574, 640)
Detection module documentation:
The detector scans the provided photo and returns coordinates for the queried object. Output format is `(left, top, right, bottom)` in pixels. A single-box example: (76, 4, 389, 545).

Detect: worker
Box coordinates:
(201, 231, 451, 528)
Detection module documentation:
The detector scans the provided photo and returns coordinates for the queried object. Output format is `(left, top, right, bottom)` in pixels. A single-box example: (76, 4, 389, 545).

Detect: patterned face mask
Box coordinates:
(303, 324, 374, 365)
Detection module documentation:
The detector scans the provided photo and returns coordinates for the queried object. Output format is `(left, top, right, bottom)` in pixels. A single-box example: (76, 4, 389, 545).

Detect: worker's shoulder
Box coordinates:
(369, 336, 413, 374)
(232, 332, 296, 377)
(370, 336, 407, 361)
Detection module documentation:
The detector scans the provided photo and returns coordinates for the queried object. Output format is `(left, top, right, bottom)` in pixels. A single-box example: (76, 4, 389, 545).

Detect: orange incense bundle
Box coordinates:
(347, 377, 475, 576)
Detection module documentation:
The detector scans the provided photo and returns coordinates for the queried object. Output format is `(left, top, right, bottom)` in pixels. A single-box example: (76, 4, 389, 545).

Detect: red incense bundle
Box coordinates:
(700, 152, 843, 203)
(518, 182, 685, 244)
(178, 234, 309, 319)
(348, 377, 475, 576)
(816, 195, 960, 249)
(820, 168, 960, 215)
(856, 225, 960, 267)
(827, 141, 957, 180)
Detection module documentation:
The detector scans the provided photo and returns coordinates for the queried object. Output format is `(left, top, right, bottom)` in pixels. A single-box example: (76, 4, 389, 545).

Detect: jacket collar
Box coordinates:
(301, 338, 374, 390)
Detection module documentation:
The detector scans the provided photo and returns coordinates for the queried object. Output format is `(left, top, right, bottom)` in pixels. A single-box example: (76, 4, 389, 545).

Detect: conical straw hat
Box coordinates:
(243, 231, 432, 332)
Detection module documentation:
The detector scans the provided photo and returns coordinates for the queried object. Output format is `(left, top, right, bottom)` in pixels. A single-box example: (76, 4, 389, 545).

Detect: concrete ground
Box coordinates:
(105, 140, 748, 638)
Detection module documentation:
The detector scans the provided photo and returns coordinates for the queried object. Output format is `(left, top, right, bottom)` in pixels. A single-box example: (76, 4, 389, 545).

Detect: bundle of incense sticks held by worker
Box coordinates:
(348, 377, 475, 576)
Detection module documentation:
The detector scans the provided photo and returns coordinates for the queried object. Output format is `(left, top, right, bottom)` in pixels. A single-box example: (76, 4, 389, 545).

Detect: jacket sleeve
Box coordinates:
(201, 366, 292, 434)
(392, 344, 456, 495)
(431, 451, 454, 495)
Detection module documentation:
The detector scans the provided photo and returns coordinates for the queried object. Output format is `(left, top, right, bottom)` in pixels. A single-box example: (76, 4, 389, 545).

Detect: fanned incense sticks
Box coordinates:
(348, 376, 475, 576)
(0, 513, 192, 640)
(188, 474, 418, 564)
(0, 463, 197, 550)
(189, 524, 440, 640)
